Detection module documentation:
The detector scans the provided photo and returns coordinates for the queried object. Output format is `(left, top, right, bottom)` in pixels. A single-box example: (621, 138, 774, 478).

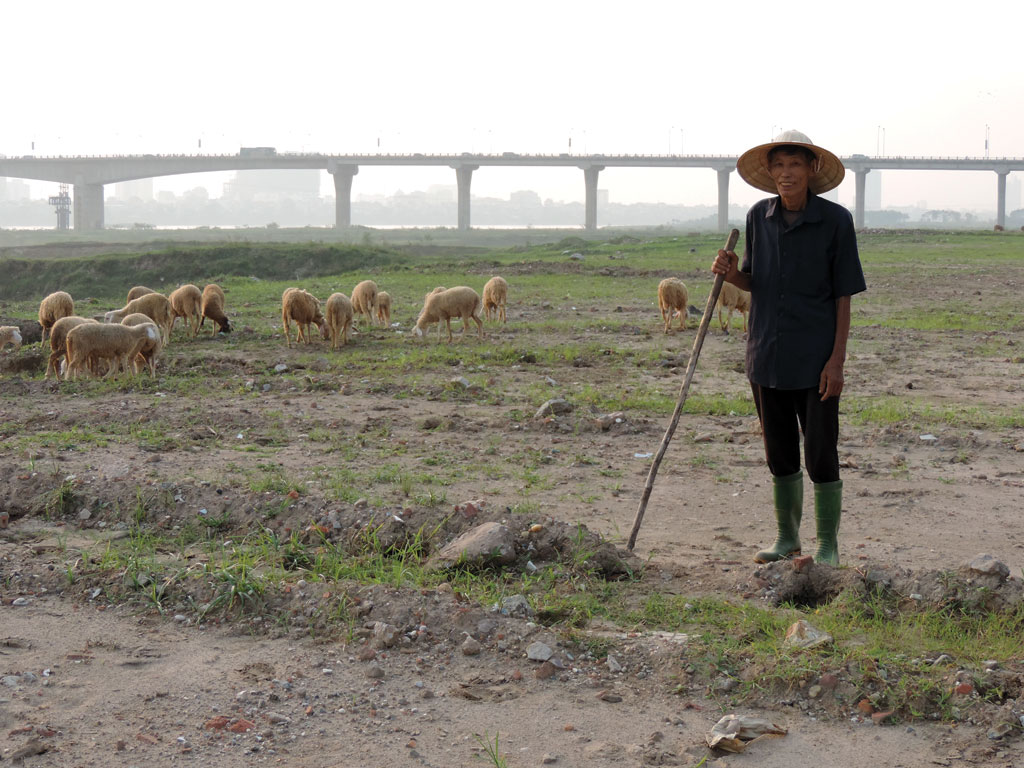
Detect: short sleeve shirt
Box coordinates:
(741, 193, 866, 390)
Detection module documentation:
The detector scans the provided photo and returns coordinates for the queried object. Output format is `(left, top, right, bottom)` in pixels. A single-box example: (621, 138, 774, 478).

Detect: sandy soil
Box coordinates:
(1, 261, 1023, 767)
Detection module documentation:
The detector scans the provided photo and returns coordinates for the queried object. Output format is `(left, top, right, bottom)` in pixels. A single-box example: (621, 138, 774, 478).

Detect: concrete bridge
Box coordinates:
(1, 152, 1022, 232)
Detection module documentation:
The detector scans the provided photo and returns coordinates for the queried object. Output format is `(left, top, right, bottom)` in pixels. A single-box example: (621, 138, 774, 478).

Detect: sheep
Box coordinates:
(121, 313, 164, 376)
(64, 322, 159, 380)
(375, 291, 392, 327)
(325, 292, 354, 350)
(282, 288, 326, 347)
(413, 286, 484, 343)
(351, 280, 378, 326)
(104, 292, 173, 345)
(717, 281, 751, 334)
(126, 286, 155, 303)
(657, 278, 689, 334)
(200, 283, 232, 335)
(38, 291, 74, 345)
(482, 276, 508, 324)
(45, 316, 98, 378)
(169, 284, 203, 337)
(0, 326, 22, 353)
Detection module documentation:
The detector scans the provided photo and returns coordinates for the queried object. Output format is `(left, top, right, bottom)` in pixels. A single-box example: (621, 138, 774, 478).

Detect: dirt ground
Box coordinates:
(1, 258, 1023, 767)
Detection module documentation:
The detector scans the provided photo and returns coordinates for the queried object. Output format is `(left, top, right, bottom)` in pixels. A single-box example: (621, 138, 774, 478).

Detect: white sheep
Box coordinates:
(64, 322, 159, 380)
(325, 292, 354, 350)
(482, 276, 508, 324)
(282, 288, 326, 347)
(126, 286, 155, 303)
(200, 284, 232, 335)
(0, 326, 22, 353)
(104, 292, 173, 345)
(717, 281, 751, 333)
(169, 284, 203, 337)
(413, 286, 484, 343)
(45, 316, 98, 378)
(351, 280, 378, 326)
(657, 278, 689, 334)
(121, 313, 164, 376)
(38, 291, 74, 345)
(375, 291, 392, 327)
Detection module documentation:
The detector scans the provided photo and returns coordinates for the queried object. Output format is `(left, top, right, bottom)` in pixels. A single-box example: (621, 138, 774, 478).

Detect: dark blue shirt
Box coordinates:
(741, 193, 866, 390)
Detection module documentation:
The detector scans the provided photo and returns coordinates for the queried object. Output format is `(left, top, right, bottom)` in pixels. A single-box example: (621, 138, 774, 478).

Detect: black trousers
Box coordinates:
(750, 383, 840, 484)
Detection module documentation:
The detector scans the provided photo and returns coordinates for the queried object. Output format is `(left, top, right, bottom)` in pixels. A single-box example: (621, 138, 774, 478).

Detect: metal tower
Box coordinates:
(48, 184, 72, 230)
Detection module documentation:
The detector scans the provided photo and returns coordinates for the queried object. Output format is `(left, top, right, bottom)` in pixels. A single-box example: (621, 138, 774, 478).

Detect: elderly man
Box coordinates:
(712, 130, 866, 566)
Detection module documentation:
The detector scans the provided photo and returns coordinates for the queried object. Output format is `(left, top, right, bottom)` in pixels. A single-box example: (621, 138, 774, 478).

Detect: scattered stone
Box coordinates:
(366, 664, 385, 680)
(606, 655, 623, 673)
(357, 646, 377, 662)
(792, 554, 814, 572)
(498, 595, 534, 619)
(542, 753, 558, 764)
(461, 635, 482, 656)
(228, 719, 255, 733)
(429, 522, 516, 569)
(596, 690, 622, 703)
(856, 699, 874, 715)
(569, 253, 584, 261)
(266, 713, 291, 724)
(10, 740, 49, 760)
(449, 376, 471, 389)
(808, 684, 822, 699)
(535, 662, 557, 680)
(871, 710, 895, 726)
(818, 673, 839, 690)
(535, 398, 573, 419)
(371, 622, 400, 649)
(783, 620, 833, 649)
(988, 722, 1015, 740)
(11, 598, 29, 607)
(274, 364, 288, 373)
(965, 554, 1009, 581)
(527, 642, 554, 662)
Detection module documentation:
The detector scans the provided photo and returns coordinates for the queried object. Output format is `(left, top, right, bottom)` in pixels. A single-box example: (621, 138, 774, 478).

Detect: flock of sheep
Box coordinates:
(281, 276, 510, 349)
(15, 283, 233, 381)
(0, 271, 750, 379)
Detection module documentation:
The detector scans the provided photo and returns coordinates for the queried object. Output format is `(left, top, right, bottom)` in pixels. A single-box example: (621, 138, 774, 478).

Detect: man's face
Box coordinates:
(768, 150, 816, 199)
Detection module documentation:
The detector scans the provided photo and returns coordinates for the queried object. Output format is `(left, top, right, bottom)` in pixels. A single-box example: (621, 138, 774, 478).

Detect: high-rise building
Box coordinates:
(222, 170, 322, 202)
(866, 171, 882, 210)
(114, 178, 154, 201)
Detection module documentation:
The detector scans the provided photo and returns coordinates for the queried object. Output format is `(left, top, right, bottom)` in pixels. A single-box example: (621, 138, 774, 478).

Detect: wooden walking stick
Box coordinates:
(626, 227, 740, 551)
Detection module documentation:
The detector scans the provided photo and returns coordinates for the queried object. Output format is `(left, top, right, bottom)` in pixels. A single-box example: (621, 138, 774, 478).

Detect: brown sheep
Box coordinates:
(121, 313, 165, 377)
(105, 292, 174, 346)
(413, 286, 483, 343)
(375, 291, 392, 327)
(717, 281, 751, 333)
(64, 323, 159, 380)
(325, 292, 354, 350)
(38, 291, 74, 345)
(126, 286, 155, 303)
(351, 280, 378, 326)
(282, 288, 326, 347)
(200, 284, 232, 335)
(657, 278, 689, 334)
(482, 276, 508, 324)
(169, 284, 203, 337)
(46, 316, 98, 378)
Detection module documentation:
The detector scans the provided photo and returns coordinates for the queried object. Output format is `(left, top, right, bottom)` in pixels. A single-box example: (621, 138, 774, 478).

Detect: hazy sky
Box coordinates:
(4, 0, 1023, 212)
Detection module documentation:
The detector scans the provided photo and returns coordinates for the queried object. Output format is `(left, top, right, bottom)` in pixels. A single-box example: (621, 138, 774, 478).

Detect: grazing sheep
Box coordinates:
(169, 284, 203, 337)
(45, 316, 98, 378)
(413, 286, 484, 343)
(121, 313, 164, 376)
(482, 276, 508, 324)
(657, 278, 689, 333)
(126, 286, 155, 303)
(325, 292, 354, 350)
(717, 281, 751, 333)
(282, 288, 326, 347)
(104, 292, 173, 345)
(38, 291, 74, 345)
(200, 283, 232, 335)
(64, 322, 159, 380)
(375, 291, 392, 327)
(351, 280, 378, 326)
(0, 326, 22, 353)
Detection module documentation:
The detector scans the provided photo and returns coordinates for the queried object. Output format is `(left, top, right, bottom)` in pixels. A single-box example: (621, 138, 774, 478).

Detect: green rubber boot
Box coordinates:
(754, 471, 803, 563)
(813, 480, 843, 566)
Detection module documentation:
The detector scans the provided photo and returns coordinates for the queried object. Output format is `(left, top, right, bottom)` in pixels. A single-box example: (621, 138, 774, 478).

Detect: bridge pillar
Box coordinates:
(716, 168, 731, 233)
(996, 170, 1009, 229)
(73, 182, 104, 230)
(582, 166, 604, 230)
(453, 165, 478, 230)
(328, 163, 359, 228)
(854, 169, 869, 229)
